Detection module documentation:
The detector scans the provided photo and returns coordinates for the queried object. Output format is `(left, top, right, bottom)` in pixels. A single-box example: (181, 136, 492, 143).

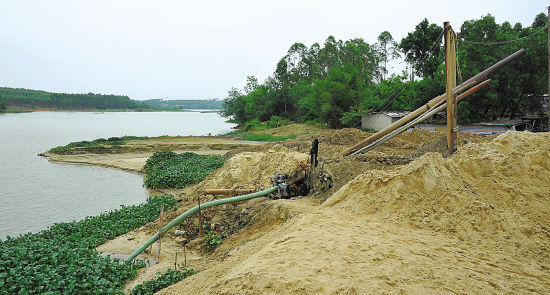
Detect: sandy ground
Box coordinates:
(154, 131, 550, 295)
(42, 137, 262, 173)
(45, 125, 550, 294)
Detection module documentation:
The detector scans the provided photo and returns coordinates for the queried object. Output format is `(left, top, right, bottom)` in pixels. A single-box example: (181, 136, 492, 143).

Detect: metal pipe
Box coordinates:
(125, 186, 278, 263)
(343, 48, 525, 156)
(351, 79, 491, 155)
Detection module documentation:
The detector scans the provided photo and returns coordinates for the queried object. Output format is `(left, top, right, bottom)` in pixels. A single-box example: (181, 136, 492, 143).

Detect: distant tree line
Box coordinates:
(142, 99, 223, 109)
(0, 87, 147, 110)
(0, 97, 6, 112)
(222, 13, 548, 127)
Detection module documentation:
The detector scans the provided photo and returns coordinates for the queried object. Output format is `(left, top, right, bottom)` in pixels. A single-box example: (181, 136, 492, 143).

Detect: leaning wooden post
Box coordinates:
(197, 196, 203, 237)
(156, 205, 164, 262)
(444, 21, 457, 154)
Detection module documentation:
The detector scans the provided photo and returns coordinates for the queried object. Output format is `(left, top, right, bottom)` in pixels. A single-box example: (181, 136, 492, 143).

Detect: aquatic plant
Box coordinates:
(0, 195, 177, 294)
(144, 152, 224, 189)
(49, 136, 153, 153)
(130, 268, 196, 295)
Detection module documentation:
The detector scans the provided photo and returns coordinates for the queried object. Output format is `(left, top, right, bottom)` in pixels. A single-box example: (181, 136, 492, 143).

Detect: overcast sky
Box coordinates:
(0, 0, 545, 100)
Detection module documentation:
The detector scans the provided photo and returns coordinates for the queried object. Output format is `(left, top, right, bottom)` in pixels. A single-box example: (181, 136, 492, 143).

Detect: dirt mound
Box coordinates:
(200, 145, 309, 190)
(323, 131, 550, 239)
(159, 131, 550, 294)
(257, 124, 326, 137)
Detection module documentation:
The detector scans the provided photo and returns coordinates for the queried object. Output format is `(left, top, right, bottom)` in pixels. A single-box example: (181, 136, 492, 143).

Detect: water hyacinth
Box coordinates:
(144, 152, 224, 189)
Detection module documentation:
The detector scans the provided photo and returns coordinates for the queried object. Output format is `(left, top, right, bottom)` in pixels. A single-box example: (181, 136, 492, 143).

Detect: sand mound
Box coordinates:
(159, 131, 550, 294)
(323, 131, 550, 239)
(200, 145, 309, 190)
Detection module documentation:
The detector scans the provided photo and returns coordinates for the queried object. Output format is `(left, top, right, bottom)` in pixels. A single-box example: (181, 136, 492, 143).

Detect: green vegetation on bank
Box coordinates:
(130, 268, 196, 295)
(0, 98, 6, 113)
(221, 116, 299, 141)
(0, 87, 149, 110)
(144, 151, 224, 189)
(142, 99, 224, 110)
(222, 13, 548, 128)
(0, 195, 177, 294)
(49, 136, 150, 153)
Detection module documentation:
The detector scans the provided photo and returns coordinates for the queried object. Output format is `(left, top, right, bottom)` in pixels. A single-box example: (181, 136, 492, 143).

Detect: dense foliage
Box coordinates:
(142, 99, 224, 110)
(222, 13, 548, 127)
(144, 152, 224, 189)
(130, 268, 196, 295)
(0, 196, 177, 294)
(0, 87, 147, 110)
(0, 98, 5, 112)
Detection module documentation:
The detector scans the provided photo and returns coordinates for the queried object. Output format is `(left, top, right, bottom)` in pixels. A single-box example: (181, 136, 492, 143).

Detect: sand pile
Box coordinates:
(324, 131, 550, 241)
(199, 145, 309, 190)
(159, 131, 550, 294)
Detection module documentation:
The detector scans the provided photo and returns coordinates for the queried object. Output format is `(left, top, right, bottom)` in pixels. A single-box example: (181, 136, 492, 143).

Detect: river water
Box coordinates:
(0, 111, 235, 239)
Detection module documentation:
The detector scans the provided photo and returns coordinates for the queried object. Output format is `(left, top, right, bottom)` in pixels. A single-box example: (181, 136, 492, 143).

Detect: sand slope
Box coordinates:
(159, 131, 550, 294)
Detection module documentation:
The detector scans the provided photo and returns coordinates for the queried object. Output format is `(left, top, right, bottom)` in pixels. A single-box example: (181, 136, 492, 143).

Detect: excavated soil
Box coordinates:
(92, 126, 549, 294)
(155, 131, 550, 295)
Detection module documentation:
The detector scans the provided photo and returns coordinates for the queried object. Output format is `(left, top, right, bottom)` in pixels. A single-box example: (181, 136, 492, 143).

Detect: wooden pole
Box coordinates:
(343, 49, 525, 156)
(156, 205, 164, 262)
(184, 245, 187, 267)
(197, 197, 202, 237)
(445, 22, 457, 154)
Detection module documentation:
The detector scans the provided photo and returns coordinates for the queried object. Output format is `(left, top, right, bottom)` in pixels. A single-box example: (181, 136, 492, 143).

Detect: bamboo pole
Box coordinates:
(350, 79, 491, 155)
(342, 48, 526, 156)
(445, 21, 457, 154)
(156, 205, 164, 262)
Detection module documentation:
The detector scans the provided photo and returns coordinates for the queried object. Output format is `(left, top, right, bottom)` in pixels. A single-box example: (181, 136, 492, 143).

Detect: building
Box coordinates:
(361, 112, 408, 131)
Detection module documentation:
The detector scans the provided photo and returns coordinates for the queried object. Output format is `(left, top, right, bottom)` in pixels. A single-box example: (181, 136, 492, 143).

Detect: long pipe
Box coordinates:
(125, 186, 278, 263)
(351, 79, 491, 155)
(343, 48, 526, 156)
(203, 189, 256, 195)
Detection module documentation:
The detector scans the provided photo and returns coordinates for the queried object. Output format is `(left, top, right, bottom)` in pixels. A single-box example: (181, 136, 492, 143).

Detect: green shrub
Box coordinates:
(144, 152, 224, 189)
(49, 136, 152, 153)
(243, 119, 262, 131)
(130, 268, 196, 295)
(0, 196, 177, 294)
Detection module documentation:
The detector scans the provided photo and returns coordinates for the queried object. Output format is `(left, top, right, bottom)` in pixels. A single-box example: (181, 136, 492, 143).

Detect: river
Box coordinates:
(0, 111, 235, 239)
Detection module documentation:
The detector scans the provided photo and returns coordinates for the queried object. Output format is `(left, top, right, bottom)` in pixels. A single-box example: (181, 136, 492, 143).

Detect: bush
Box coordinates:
(0, 196, 177, 294)
(144, 152, 224, 189)
(243, 119, 262, 131)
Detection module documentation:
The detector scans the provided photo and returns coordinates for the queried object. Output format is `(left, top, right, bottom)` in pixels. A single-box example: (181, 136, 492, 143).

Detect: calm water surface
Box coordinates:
(0, 111, 235, 239)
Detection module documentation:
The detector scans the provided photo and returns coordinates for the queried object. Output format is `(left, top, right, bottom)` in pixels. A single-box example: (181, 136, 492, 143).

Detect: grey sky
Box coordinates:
(0, 0, 545, 100)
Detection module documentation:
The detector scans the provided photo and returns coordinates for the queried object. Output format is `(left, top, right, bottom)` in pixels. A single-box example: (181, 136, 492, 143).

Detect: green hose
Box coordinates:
(125, 186, 278, 263)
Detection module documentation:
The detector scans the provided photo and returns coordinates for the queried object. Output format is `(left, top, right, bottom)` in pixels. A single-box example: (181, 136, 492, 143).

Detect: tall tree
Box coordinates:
(399, 19, 444, 79)
(376, 31, 400, 81)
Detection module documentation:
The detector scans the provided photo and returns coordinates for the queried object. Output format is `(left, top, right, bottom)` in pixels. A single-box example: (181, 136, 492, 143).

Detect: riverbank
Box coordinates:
(32, 125, 550, 293)
(41, 136, 263, 173)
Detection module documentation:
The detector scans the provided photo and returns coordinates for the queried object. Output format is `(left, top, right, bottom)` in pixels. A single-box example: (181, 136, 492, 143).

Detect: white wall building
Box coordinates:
(361, 112, 408, 131)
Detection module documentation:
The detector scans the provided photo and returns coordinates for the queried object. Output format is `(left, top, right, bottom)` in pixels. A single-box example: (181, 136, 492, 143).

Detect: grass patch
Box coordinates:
(49, 136, 152, 153)
(130, 268, 196, 295)
(144, 151, 224, 189)
(241, 133, 297, 142)
(0, 195, 177, 294)
(4, 109, 33, 113)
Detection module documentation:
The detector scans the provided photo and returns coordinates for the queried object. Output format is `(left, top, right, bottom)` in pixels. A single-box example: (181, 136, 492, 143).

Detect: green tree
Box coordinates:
(376, 31, 400, 81)
(0, 98, 6, 112)
(457, 13, 548, 121)
(399, 19, 444, 79)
